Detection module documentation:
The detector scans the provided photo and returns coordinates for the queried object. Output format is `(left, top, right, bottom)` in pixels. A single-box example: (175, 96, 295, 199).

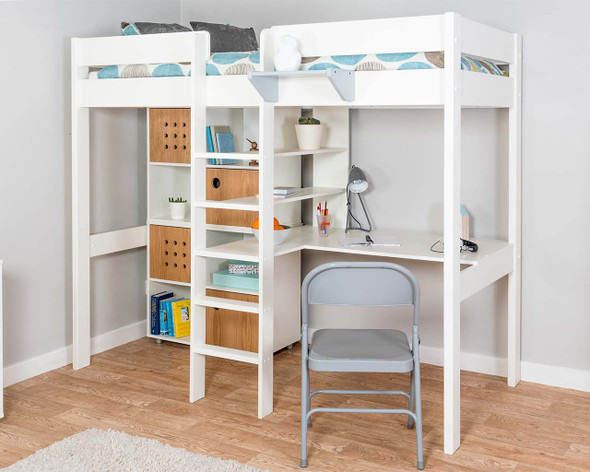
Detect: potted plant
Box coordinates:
(295, 116, 323, 150)
(168, 197, 187, 220)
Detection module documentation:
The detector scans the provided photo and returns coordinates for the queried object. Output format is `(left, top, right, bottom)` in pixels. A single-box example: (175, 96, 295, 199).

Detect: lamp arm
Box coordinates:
(358, 193, 372, 232)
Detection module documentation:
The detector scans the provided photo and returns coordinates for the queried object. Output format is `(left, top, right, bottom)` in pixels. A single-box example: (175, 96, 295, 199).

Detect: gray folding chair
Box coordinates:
(300, 262, 424, 470)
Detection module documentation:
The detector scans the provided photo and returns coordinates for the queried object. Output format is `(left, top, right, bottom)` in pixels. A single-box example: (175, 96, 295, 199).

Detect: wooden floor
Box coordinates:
(1, 339, 589, 471)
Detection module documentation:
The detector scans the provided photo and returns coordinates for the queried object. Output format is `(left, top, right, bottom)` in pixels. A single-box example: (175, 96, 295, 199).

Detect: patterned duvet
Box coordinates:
(88, 51, 505, 79)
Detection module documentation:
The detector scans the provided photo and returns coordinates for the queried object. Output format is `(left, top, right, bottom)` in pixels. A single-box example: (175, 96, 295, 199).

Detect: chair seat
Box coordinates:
(308, 329, 413, 373)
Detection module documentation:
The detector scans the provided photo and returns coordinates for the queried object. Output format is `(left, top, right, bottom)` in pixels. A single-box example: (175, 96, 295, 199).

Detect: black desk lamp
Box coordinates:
(345, 165, 372, 233)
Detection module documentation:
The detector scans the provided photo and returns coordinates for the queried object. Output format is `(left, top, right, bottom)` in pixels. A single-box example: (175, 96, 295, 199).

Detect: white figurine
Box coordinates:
(274, 35, 301, 72)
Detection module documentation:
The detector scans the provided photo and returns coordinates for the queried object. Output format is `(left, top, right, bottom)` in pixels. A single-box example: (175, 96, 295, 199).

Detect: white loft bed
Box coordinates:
(71, 12, 522, 456)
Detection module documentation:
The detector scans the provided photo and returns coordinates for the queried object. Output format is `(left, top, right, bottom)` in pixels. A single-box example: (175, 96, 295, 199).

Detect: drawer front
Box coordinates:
(205, 288, 259, 353)
(149, 225, 191, 283)
(205, 168, 259, 227)
(149, 109, 191, 164)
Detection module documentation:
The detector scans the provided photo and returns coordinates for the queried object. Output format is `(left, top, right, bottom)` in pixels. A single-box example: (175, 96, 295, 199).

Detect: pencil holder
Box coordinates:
(316, 214, 331, 237)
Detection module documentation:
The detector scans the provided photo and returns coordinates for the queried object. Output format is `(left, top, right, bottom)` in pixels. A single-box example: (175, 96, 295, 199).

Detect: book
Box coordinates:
(150, 291, 173, 335)
(171, 299, 191, 338)
(274, 186, 298, 196)
(160, 297, 182, 336)
(206, 126, 215, 164)
(210, 125, 236, 165)
(215, 132, 237, 165)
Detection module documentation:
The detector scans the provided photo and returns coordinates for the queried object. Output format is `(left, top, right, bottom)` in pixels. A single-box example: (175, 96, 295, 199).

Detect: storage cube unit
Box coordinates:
(206, 288, 259, 352)
(149, 109, 191, 164)
(149, 225, 191, 283)
(206, 167, 259, 227)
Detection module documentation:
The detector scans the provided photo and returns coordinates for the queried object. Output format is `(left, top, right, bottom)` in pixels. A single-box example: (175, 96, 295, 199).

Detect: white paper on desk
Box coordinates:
(339, 236, 402, 247)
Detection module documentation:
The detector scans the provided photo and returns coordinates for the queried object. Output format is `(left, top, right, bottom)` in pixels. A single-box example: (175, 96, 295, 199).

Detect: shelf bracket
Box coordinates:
(248, 69, 355, 103)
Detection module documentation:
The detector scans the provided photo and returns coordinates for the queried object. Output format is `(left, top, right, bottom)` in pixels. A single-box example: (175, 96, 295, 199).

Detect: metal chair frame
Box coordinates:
(300, 262, 424, 470)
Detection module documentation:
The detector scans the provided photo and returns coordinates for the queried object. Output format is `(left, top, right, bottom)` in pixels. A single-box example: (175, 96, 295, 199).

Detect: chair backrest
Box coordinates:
(301, 262, 420, 326)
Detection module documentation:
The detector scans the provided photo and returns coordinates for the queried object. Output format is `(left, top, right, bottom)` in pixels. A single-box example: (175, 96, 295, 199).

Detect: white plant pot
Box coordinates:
(295, 124, 323, 151)
(169, 202, 186, 220)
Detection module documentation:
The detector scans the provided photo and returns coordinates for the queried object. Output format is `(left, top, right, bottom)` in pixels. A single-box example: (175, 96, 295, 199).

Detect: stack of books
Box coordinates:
(273, 187, 298, 198)
(150, 291, 191, 338)
(206, 125, 237, 165)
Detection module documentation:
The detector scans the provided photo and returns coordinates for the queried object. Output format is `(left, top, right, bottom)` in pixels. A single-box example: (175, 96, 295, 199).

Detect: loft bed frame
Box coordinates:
(71, 12, 522, 455)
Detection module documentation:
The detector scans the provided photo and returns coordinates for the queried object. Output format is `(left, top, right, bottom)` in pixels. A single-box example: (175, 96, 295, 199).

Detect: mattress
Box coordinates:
(88, 51, 505, 79)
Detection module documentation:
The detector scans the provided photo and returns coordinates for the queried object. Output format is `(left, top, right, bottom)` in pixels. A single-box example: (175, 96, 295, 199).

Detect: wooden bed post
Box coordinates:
(72, 38, 91, 370)
(443, 12, 462, 454)
(507, 33, 523, 387)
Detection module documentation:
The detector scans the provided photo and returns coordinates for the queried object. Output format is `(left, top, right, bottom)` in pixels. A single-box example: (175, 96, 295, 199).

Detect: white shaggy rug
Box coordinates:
(2, 429, 267, 472)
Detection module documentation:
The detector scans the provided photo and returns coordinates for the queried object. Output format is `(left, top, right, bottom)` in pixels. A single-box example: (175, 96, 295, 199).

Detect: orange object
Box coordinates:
(274, 225, 284, 230)
(252, 217, 280, 229)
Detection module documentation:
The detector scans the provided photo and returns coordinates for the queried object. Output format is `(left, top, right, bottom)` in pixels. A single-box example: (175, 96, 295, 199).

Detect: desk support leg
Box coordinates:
(258, 100, 275, 418)
(443, 12, 462, 455)
(508, 33, 523, 387)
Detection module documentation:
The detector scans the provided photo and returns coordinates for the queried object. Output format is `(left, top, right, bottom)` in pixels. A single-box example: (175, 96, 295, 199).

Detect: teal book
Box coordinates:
(206, 126, 215, 164)
(215, 132, 237, 165)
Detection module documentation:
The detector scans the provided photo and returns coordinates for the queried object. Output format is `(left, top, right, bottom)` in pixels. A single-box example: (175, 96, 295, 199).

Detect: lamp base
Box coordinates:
(345, 191, 372, 233)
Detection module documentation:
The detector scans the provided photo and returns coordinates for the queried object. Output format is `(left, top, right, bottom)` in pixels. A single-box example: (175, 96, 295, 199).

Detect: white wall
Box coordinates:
(181, 0, 590, 377)
(0, 1, 180, 371)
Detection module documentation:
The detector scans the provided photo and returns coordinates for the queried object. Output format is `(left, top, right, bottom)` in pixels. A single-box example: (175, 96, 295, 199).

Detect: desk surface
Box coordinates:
(199, 226, 511, 266)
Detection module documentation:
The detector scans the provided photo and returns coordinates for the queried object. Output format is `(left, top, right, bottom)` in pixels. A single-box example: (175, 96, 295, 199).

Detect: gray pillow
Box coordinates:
(121, 22, 191, 35)
(189, 21, 258, 52)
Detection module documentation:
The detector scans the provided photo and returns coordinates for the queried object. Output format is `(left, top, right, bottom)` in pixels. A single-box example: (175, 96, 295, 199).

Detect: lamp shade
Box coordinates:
(348, 165, 368, 193)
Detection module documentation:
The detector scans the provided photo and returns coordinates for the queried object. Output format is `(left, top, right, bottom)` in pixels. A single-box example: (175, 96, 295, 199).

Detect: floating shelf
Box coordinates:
(193, 147, 347, 160)
(248, 69, 355, 102)
(193, 187, 344, 212)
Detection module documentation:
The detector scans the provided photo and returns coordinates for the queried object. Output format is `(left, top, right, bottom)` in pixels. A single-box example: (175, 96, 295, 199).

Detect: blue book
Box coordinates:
(206, 126, 215, 164)
(150, 291, 173, 335)
(215, 132, 237, 165)
(161, 298, 184, 337)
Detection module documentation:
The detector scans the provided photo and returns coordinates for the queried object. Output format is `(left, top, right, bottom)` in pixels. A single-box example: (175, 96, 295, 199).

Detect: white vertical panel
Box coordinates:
(507, 34, 523, 387)
(443, 12, 462, 455)
(258, 100, 275, 418)
(72, 38, 91, 370)
(190, 32, 210, 403)
(0, 261, 3, 418)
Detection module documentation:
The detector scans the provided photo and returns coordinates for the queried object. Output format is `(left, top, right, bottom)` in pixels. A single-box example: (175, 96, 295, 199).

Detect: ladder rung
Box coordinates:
(194, 296, 259, 314)
(194, 200, 259, 211)
(192, 344, 259, 364)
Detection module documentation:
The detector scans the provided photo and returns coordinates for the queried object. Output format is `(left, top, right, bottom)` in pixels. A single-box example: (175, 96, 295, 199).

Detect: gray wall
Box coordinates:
(181, 0, 590, 371)
(0, 1, 180, 367)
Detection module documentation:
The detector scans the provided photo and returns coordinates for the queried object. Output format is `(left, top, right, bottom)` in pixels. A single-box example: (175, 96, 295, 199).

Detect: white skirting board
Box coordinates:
(421, 346, 590, 393)
(3, 324, 589, 394)
(3, 320, 145, 388)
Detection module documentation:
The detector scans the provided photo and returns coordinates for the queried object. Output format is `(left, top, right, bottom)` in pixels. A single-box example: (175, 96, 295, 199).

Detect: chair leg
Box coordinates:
(301, 356, 309, 468)
(408, 369, 415, 429)
(414, 361, 424, 470)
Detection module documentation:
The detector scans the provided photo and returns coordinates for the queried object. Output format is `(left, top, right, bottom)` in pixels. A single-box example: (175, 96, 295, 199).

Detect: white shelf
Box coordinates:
(206, 224, 252, 234)
(147, 333, 191, 345)
(194, 226, 512, 266)
(193, 187, 344, 211)
(149, 161, 191, 168)
(149, 277, 191, 287)
(194, 296, 259, 314)
(148, 216, 191, 228)
(206, 285, 259, 296)
(192, 344, 259, 364)
(206, 165, 258, 170)
(193, 147, 347, 160)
